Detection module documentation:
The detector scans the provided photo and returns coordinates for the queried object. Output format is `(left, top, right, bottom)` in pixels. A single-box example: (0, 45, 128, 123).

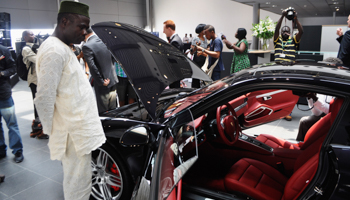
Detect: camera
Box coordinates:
(285, 7, 295, 20)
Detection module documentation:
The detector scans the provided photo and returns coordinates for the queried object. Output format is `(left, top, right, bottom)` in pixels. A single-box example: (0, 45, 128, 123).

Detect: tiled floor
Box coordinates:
(0, 80, 64, 200)
(0, 79, 311, 200)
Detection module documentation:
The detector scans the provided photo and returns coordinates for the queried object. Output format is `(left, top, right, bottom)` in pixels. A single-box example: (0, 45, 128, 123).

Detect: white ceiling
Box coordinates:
(233, 0, 350, 17)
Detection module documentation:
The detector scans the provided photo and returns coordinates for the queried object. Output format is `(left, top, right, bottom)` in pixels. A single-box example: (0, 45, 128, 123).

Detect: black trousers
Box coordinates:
(29, 83, 38, 119)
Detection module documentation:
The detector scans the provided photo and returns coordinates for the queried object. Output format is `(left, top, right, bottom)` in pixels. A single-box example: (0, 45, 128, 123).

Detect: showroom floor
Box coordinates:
(0, 79, 309, 200)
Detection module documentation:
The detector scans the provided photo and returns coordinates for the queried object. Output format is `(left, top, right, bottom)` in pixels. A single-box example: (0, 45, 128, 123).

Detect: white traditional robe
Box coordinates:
(34, 36, 106, 199)
(34, 36, 106, 160)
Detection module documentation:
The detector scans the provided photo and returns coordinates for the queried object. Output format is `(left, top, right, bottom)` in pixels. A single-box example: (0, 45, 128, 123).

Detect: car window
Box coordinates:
(154, 110, 198, 200)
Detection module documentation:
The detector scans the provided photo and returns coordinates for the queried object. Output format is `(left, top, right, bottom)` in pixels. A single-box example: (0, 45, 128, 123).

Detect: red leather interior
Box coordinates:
(329, 98, 343, 123)
(273, 148, 302, 159)
(225, 152, 320, 200)
(223, 98, 345, 199)
(300, 113, 331, 150)
(256, 134, 300, 150)
(283, 154, 319, 200)
(225, 158, 288, 200)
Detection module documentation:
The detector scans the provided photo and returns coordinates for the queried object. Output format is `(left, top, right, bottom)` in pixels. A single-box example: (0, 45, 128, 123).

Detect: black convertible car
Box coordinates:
(90, 22, 350, 200)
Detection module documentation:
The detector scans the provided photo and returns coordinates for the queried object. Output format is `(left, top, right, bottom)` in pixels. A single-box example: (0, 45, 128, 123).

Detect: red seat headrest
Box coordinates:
(330, 98, 343, 124)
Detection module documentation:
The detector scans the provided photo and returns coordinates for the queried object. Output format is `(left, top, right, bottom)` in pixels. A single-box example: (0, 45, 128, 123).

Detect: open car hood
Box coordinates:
(92, 22, 212, 119)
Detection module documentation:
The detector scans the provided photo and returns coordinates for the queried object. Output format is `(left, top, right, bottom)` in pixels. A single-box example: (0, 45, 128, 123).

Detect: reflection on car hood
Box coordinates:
(92, 22, 211, 119)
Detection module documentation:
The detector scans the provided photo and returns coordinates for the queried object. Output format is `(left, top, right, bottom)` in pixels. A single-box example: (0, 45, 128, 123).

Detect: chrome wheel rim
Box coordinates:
(91, 148, 123, 200)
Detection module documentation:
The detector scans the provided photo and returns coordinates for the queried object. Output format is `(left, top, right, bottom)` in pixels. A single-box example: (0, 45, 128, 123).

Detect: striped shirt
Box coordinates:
(274, 35, 300, 62)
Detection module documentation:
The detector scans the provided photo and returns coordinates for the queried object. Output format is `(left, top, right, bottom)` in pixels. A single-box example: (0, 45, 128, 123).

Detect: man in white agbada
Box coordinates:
(34, 1, 106, 199)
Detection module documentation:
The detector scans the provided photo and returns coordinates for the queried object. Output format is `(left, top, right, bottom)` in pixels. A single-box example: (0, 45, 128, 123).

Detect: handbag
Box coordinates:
(201, 56, 219, 78)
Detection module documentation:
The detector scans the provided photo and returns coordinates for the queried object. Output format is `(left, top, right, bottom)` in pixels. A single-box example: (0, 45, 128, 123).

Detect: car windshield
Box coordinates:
(164, 75, 236, 118)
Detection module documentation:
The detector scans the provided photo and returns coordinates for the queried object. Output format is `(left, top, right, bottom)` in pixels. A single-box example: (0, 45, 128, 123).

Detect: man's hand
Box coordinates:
(306, 92, 317, 102)
(282, 10, 287, 17)
(0, 55, 4, 61)
(103, 78, 110, 86)
(337, 28, 343, 37)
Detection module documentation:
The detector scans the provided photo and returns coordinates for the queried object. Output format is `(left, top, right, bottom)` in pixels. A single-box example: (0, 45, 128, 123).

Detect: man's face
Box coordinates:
(281, 27, 290, 40)
(24, 31, 35, 43)
(203, 29, 212, 40)
(163, 24, 172, 38)
(347, 15, 350, 28)
(63, 15, 90, 44)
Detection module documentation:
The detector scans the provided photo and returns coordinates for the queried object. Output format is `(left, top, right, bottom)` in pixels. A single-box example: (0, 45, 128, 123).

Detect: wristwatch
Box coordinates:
(202, 49, 205, 53)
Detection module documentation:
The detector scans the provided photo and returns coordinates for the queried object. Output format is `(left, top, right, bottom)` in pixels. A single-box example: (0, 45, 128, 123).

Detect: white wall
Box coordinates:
(152, 0, 280, 50)
(299, 16, 348, 26)
(320, 25, 349, 53)
(0, 0, 146, 29)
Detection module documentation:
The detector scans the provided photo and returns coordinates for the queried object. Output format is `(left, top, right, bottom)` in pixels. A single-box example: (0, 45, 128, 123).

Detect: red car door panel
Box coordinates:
(243, 90, 299, 127)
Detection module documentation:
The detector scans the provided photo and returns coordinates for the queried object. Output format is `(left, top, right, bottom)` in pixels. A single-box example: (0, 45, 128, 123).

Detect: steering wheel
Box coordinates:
(216, 103, 241, 146)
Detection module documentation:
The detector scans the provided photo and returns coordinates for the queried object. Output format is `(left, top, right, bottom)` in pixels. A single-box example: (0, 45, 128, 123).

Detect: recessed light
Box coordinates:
(333, 2, 338, 4)
(266, 2, 271, 4)
(272, 5, 277, 7)
(336, 8, 339, 11)
(304, 5, 307, 7)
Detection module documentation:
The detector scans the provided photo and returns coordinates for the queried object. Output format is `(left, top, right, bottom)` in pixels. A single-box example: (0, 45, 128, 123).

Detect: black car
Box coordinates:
(90, 22, 350, 200)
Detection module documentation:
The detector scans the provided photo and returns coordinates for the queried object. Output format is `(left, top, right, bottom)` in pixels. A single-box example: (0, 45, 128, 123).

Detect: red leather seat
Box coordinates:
(224, 98, 344, 199)
(255, 98, 343, 150)
(225, 153, 319, 200)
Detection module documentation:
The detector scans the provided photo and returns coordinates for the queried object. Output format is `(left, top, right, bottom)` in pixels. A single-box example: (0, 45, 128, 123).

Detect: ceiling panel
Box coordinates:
(233, 0, 349, 17)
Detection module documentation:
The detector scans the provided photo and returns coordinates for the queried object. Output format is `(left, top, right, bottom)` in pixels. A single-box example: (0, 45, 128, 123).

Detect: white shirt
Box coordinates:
(22, 43, 37, 86)
(308, 94, 331, 116)
(34, 36, 106, 160)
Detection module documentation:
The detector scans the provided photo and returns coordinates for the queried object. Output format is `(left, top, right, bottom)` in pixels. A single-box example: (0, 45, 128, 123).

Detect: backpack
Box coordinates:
(16, 44, 38, 81)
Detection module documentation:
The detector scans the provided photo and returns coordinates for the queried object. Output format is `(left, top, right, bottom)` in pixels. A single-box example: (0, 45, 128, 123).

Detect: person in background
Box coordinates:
(274, 9, 303, 63)
(190, 23, 208, 88)
(163, 20, 184, 88)
(222, 28, 250, 73)
(83, 28, 118, 113)
(183, 33, 189, 43)
(22, 30, 49, 139)
(0, 44, 24, 163)
(189, 33, 193, 43)
(274, 9, 303, 121)
(34, 1, 106, 199)
(115, 61, 136, 106)
(193, 24, 224, 81)
(296, 93, 331, 141)
(336, 15, 350, 68)
(69, 43, 89, 79)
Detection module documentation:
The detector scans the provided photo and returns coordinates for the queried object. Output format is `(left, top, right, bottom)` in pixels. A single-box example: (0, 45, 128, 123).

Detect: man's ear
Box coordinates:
(61, 17, 69, 27)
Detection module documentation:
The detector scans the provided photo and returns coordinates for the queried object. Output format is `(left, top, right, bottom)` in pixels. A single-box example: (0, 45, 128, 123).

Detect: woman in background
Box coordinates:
(222, 28, 250, 73)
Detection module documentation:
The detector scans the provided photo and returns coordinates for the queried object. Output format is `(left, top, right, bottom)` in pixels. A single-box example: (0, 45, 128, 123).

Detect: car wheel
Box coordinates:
(90, 143, 133, 200)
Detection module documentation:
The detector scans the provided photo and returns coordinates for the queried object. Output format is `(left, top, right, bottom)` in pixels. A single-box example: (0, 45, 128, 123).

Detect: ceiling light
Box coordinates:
(266, 2, 271, 4)
(333, 2, 339, 4)
(304, 5, 307, 7)
(272, 5, 277, 7)
(336, 8, 339, 11)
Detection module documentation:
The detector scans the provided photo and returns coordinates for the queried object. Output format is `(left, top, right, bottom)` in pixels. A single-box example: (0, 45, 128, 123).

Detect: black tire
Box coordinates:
(90, 143, 134, 200)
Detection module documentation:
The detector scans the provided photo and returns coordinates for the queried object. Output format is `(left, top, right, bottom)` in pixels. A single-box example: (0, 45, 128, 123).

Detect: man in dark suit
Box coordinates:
(163, 20, 183, 88)
(83, 28, 118, 113)
(336, 15, 350, 68)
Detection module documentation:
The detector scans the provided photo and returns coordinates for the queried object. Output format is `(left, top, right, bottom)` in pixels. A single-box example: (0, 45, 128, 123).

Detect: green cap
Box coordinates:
(58, 1, 90, 18)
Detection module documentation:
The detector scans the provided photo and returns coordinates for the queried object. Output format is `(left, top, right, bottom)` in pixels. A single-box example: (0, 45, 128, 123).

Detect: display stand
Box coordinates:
(248, 50, 272, 64)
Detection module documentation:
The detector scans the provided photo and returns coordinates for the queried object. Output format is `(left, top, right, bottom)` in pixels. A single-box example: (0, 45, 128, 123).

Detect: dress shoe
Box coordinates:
(14, 151, 24, 163)
(284, 115, 292, 121)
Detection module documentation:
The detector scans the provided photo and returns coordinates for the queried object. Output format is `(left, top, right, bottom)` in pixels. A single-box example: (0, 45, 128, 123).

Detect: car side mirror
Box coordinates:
(120, 125, 150, 147)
